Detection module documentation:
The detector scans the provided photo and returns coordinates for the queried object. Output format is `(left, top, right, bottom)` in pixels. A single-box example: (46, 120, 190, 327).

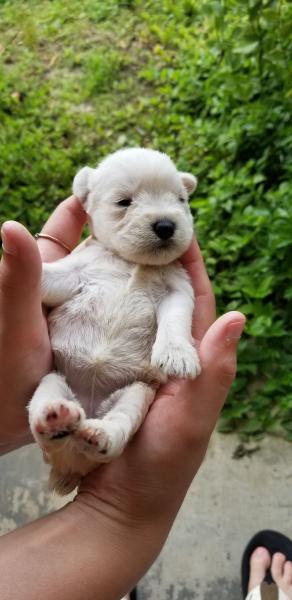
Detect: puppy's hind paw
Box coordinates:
(77, 419, 111, 458)
(76, 419, 125, 462)
(31, 399, 85, 442)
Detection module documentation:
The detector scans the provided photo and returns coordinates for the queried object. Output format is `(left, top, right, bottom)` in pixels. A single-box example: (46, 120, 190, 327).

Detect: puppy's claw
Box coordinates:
(151, 342, 201, 379)
(77, 420, 110, 455)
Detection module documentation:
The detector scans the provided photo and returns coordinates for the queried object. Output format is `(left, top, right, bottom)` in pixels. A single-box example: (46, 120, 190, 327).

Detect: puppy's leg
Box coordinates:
(76, 382, 155, 461)
(48, 469, 82, 496)
(28, 373, 89, 495)
(28, 372, 85, 444)
(151, 265, 201, 379)
(41, 258, 82, 307)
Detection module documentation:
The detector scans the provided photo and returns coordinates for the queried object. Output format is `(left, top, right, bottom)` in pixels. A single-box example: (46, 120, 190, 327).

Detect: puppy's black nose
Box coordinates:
(152, 219, 176, 240)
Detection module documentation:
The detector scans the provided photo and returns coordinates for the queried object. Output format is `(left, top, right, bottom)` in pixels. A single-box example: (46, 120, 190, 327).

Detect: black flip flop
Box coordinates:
(241, 530, 292, 597)
(130, 589, 137, 600)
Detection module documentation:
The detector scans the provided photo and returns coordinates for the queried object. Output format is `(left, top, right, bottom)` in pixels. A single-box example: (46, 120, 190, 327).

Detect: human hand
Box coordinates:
(0, 198, 87, 453)
(0, 230, 245, 600)
(73, 239, 245, 595)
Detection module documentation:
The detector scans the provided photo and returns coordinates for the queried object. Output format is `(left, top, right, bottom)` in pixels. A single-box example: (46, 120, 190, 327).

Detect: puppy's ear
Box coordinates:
(180, 172, 198, 196)
(73, 167, 95, 205)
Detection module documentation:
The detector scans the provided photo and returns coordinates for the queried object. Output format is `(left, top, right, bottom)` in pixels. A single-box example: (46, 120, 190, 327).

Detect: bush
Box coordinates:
(0, 0, 291, 438)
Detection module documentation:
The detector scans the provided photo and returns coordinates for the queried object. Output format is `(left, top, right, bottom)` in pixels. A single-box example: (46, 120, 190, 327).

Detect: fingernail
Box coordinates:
(225, 321, 245, 343)
(1, 224, 18, 256)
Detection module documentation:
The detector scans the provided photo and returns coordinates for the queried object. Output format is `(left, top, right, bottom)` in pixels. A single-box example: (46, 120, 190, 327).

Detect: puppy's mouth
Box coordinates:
(122, 233, 184, 265)
(134, 237, 176, 254)
(157, 238, 172, 247)
(123, 236, 183, 265)
(153, 239, 175, 252)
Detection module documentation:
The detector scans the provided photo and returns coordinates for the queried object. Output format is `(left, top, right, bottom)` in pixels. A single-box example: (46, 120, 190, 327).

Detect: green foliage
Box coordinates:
(0, 0, 291, 438)
(86, 49, 124, 95)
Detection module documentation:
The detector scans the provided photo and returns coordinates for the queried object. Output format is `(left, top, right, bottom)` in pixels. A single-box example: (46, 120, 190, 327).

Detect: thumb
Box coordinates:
(197, 311, 246, 423)
(0, 221, 43, 340)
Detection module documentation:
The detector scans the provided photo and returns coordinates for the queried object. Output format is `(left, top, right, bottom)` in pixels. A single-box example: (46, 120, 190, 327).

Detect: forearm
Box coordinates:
(0, 496, 175, 600)
(0, 434, 31, 456)
(157, 293, 193, 340)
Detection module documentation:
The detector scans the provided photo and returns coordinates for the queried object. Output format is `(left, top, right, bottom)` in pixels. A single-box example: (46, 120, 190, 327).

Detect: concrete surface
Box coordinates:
(0, 433, 291, 599)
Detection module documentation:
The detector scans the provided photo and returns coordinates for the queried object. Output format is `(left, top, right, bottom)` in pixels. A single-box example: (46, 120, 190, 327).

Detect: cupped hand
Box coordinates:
(0, 198, 87, 452)
(0, 202, 245, 599)
(77, 240, 245, 541)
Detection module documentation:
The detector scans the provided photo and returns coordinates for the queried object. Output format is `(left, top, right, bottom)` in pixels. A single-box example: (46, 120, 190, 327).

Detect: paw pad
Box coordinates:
(33, 400, 84, 440)
(77, 422, 109, 455)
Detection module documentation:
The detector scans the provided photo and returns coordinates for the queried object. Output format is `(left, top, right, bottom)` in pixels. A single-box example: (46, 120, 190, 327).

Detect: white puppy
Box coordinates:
(28, 148, 201, 495)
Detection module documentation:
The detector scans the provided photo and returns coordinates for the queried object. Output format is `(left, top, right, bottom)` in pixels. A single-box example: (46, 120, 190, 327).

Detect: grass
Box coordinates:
(1, 0, 292, 439)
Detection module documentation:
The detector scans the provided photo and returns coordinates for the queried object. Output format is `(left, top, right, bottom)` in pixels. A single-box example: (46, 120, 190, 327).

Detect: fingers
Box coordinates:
(144, 311, 245, 468)
(37, 196, 87, 262)
(0, 221, 43, 340)
(180, 238, 216, 341)
(193, 311, 246, 431)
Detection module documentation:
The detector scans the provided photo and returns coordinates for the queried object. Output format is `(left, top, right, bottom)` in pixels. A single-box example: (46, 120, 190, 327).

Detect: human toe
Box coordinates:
(282, 559, 292, 592)
(248, 547, 271, 592)
(271, 552, 286, 582)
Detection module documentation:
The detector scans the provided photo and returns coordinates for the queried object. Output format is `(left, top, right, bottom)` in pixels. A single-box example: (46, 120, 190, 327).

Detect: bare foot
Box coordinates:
(248, 547, 292, 599)
(248, 547, 271, 592)
(271, 552, 292, 599)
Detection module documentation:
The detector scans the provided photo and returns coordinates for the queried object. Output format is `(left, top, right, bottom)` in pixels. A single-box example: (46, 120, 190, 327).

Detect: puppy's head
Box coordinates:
(73, 148, 197, 266)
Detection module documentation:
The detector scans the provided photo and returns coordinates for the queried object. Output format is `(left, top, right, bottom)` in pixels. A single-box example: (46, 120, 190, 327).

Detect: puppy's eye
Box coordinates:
(117, 198, 132, 207)
(179, 197, 185, 203)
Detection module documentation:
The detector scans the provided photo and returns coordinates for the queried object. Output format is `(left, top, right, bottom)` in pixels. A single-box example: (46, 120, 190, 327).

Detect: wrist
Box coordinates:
(0, 494, 168, 600)
(71, 489, 177, 598)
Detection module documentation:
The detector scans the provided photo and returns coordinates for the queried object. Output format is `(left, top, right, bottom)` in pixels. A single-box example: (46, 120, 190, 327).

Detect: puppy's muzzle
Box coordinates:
(152, 219, 176, 241)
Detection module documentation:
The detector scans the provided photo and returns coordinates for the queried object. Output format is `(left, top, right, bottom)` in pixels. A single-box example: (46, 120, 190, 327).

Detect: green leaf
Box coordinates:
(233, 42, 259, 55)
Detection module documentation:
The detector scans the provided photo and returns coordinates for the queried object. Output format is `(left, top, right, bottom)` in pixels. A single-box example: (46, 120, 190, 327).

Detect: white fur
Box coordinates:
(28, 148, 201, 495)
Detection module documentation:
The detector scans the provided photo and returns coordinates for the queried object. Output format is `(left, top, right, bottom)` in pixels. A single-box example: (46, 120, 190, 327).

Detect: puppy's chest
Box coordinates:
(81, 262, 165, 317)
(49, 261, 166, 348)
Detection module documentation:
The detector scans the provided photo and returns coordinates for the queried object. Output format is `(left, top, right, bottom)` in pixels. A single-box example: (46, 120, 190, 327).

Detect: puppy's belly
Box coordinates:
(48, 289, 159, 417)
(54, 352, 161, 418)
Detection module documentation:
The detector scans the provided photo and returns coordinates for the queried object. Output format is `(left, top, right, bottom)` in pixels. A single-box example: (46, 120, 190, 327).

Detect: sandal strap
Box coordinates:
(246, 582, 289, 600)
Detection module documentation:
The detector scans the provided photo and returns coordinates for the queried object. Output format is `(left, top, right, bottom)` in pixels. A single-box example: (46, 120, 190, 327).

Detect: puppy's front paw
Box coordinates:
(31, 399, 85, 442)
(151, 340, 201, 379)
